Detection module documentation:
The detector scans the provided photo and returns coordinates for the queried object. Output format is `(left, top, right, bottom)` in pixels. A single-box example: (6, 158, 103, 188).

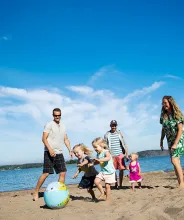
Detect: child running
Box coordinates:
(72, 143, 98, 201)
(127, 153, 142, 191)
(92, 137, 116, 201)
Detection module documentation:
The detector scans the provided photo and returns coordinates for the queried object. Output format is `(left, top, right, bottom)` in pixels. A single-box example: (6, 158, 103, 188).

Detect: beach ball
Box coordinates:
(44, 182, 70, 209)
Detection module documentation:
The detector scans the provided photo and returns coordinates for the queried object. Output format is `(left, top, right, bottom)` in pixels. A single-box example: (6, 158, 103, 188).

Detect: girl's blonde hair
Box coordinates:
(73, 143, 93, 156)
(161, 96, 184, 121)
(92, 137, 108, 149)
(131, 153, 139, 160)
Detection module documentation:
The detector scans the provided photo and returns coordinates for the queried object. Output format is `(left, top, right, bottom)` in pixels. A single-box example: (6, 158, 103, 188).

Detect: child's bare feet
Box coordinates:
(33, 192, 39, 201)
(98, 193, 105, 200)
(105, 198, 112, 204)
(179, 183, 184, 189)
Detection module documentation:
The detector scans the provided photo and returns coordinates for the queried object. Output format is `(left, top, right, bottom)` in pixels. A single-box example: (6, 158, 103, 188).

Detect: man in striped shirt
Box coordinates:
(104, 120, 129, 188)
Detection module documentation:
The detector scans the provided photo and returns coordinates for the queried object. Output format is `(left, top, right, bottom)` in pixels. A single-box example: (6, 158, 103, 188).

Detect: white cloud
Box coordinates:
(123, 81, 165, 103)
(66, 86, 93, 95)
(0, 80, 166, 165)
(88, 65, 122, 84)
(164, 74, 182, 80)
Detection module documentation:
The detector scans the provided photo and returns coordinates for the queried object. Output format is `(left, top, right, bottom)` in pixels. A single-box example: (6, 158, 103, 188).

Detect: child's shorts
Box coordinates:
(113, 153, 126, 170)
(79, 175, 96, 189)
(96, 172, 116, 184)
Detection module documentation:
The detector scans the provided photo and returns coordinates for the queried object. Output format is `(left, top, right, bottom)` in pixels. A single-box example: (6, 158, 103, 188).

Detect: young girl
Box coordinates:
(92, 137, 116, 201)
(127, 153, 142, 191)
(72, 143, 98, 201)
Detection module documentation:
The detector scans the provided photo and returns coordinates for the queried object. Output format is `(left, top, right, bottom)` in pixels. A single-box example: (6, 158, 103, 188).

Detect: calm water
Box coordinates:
(1, 156, 184, 192)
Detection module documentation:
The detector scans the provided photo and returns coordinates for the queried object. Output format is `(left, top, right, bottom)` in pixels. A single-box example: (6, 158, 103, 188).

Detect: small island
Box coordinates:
(138, 150, 169, 158)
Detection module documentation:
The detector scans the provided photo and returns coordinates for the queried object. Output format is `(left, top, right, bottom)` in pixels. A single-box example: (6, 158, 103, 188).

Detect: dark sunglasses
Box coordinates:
(53, 114, 61, 117)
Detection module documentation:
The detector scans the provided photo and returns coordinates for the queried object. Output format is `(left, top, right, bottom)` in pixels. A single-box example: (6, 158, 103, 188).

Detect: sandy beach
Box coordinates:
(1, 171, 184, 220)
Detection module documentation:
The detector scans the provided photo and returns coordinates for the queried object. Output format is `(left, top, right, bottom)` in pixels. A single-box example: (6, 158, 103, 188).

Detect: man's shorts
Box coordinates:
(113, 153, 126, 170)
(43, 151, 67, 174)
(96, 172, 116, 184)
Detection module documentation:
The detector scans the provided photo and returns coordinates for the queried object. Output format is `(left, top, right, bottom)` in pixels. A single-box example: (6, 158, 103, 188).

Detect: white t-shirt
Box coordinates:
(44, 120, 66, 154)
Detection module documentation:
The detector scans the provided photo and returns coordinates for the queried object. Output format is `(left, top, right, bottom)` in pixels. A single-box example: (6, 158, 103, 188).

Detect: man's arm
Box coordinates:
(119, 131, 129, 159)
(42, 132, 56, 157)
(64, 134, 73, 158)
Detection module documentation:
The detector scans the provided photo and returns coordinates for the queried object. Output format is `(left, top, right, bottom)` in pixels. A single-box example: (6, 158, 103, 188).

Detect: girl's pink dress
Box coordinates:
(129, 161, 142, 183)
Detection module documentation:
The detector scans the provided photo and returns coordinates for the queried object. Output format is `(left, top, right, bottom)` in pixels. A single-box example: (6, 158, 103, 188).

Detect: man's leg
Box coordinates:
(118, 154, 125, 187)
(58, 172, 66, 183)
(55, 153, 67, 183)
(33, 173, 49, 201)
(33, 152, 53, 201)
(119, 170, 124, 187)
(113, 157, 118, 188)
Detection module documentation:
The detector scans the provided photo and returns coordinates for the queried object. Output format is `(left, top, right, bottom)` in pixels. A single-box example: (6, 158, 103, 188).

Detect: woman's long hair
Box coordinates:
(161, 96, 183, 120)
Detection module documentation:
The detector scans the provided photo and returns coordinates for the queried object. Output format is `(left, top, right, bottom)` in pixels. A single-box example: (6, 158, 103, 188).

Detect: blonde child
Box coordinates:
(127, 153, 142, 191)
(72, 143, 98, 201)
(92, 137, 116, 201)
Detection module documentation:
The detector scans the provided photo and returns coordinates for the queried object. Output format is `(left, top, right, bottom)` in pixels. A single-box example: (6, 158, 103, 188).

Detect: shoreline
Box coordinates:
(0, 169, 172, 195)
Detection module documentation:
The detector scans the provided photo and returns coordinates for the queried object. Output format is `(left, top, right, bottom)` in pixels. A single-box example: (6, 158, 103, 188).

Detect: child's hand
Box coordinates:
(72, 174, 78, 179)
(93, 158, 99, 162)
(88, 163, 94, 167)
(77, 164, 83, 167)
(125, 166, 129, 170)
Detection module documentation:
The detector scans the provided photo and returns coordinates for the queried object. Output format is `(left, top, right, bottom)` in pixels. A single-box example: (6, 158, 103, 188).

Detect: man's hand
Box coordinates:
(69, 151, 73, 158)
(49, 149, 56, 157)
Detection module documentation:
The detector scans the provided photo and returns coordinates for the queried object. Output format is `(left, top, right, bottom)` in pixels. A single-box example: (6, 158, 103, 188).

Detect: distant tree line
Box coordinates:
(0, 150, 169, 171)
(0, 159, 78, 171)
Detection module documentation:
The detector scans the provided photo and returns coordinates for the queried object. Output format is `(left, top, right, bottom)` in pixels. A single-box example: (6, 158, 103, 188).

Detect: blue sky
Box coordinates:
(0, 0, 184, 165)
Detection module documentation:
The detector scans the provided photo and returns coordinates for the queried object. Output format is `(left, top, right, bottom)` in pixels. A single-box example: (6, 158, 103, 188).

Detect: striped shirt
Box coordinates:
(109, 132, 122, 157)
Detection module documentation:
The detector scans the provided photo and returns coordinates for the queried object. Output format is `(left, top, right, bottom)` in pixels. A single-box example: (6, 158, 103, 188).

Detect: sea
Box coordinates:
(1, 155, 184, 192)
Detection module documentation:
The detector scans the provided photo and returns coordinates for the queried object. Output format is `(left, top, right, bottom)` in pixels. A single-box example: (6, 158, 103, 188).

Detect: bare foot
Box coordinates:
(105, 198, 112, 204)
(98, 193, 105, 201)
(33, 192, 39, 201)
(179, 183, 184, 189)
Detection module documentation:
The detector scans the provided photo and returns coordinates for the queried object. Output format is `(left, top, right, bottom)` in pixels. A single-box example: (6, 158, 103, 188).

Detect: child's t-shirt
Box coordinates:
(78, 156, 98, 177)
(97, 150, 115, 175)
